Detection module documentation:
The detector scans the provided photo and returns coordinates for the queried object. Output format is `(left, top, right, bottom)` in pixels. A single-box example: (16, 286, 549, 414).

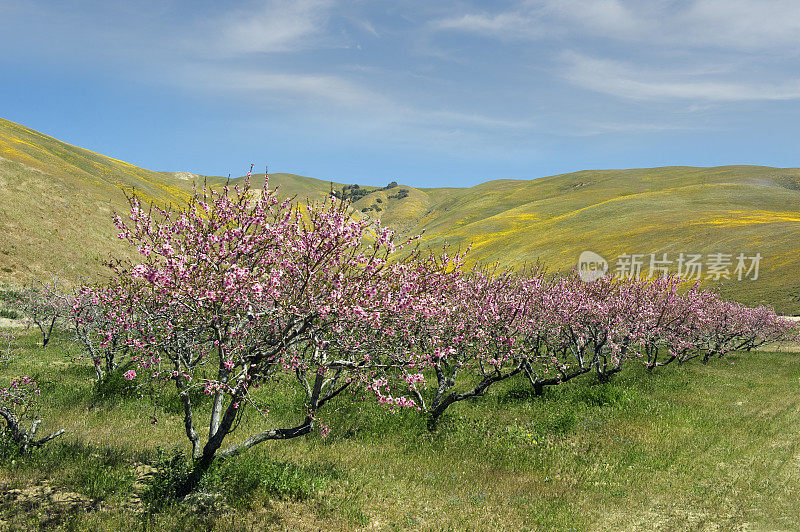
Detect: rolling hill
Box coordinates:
(1, 117, 799, 312)
(337, 167, 800, 313)
(0, 117, 225, 285)
(0, 118, 350, 285)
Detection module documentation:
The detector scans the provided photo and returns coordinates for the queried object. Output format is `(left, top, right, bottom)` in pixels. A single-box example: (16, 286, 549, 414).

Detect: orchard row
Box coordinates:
(2, 178, 795, 494)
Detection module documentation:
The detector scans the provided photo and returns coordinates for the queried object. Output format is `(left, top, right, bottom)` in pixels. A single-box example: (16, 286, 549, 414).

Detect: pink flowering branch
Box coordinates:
(69, 285, 135, 381)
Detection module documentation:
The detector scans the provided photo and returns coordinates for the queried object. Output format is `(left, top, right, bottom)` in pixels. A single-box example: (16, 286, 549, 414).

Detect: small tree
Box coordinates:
(517, 274, 594, 395)
(9, 281, 67, 347)
(633, 277, 700, 370)
(0, 331, 65, 451)
(694, 296, 795, 362)
(391, 253, 532, 430)
(734, 305, 798, 351)
(69, 286, 134, 382)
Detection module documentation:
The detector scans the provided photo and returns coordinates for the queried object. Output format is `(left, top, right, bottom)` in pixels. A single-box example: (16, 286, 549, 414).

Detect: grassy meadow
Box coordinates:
(2, 326, 800, 530)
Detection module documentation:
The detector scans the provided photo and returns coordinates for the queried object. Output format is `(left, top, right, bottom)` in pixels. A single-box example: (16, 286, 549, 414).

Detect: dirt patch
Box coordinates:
(0, 480, 101, 528)
(118, 463, 157, 512)
(172, 172, 198, 181)
(0, 463, 159, 527)
(0, 317, 24, 329)
(756, 340, 800, 353)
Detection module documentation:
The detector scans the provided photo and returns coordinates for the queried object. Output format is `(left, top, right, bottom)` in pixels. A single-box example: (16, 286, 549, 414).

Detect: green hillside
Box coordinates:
(0, 118, 358, 286)
(252, 167, 800, 313)
(1, 117, 799, 312)
(0, 118, 224, 284)
(340, 167, 800, 313)
(245, 172, 353, 201)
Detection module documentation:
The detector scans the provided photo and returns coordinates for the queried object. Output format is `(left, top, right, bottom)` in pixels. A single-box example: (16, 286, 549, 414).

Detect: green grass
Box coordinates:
(2, 328, 800, 530)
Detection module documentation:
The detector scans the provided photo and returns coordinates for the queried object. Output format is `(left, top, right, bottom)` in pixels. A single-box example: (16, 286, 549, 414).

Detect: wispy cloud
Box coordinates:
(181, 67, 393, 109)
(574, 121, 702, 137)
(543, 0, 643, 37)
(198, 0, 334, 56)
(435, 11, 547, 40)
(433, 0, 800, 52)
(353, 18, 380, 37)
(561, 52, 800, 102)
(424, 110, 534, 130)
(177, 63, 537, 139)
(679, 0, 800, 51)
(6, 0, 800, 181)
(433, 1, 645, 41)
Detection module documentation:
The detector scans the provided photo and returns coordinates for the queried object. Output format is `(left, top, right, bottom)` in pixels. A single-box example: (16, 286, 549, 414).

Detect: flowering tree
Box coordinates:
(387, 253, 533, 430)
(104, 178, 416, 492)
(695, 297, 795, 362)
(539, 275, 643, 383)
(9, 281, 67, 347)
(629, 281, 796, 369)
(633, 277, 701, 370)
(0, 331, 65, 451)
(516, 275, 688, 389)
(733, 305, 798, 351)
(96, 168, 799, 494)
(382, 258, 797, 426)
(515, 273, 796, 386)
(517, 274, 595, 395)
(69, 286, 134, 381)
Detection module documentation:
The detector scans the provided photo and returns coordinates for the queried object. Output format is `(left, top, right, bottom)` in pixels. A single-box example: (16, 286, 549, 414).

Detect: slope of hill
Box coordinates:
(339, 166, 800, 313)
(0, 118, 223, 284)
(245, 172, 349, 201)
(1, 117, 798, 312)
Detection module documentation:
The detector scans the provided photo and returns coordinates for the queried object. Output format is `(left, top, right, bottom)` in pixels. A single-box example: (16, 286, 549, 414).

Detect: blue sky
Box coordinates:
(2, 0, 800, 187)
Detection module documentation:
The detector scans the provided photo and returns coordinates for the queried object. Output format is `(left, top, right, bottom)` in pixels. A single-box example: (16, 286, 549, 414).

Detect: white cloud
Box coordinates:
(425, 110, 534, 130)
(677, 0, 800, 50)
(204, 0, 334, 56)
(433, 1, 646, 41)
(178, 64, 537, 135)
(435, 11, 546, 39)
(562, 52, 800, 102)
(539, 0, 644, 37)
(180, 67, 392, 109)
(574, 121, 701, 136)
(433, 0, 800, 52)
(354, 18, 379, 37)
